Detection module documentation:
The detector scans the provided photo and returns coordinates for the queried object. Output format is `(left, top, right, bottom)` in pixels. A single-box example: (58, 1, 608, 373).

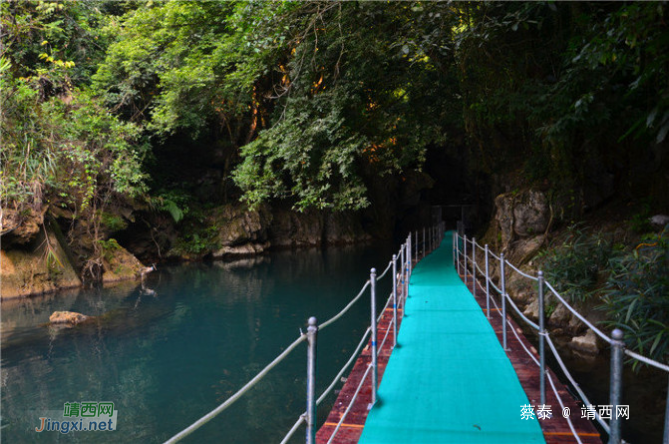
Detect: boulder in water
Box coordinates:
(49, 311, 89, 326)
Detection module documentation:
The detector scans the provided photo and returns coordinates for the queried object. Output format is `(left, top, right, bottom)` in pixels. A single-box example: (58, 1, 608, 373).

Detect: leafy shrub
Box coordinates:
(100, 212, 128, 232)
(541, 225, 616, 302)
(148, 190, 192, 223)
(98, 238, 122, 262)
(603, 226, 669, 364)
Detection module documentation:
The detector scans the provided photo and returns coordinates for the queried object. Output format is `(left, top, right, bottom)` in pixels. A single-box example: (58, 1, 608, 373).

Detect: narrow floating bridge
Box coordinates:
(359, 232, 544, 443)
(317, 231, 601, 444)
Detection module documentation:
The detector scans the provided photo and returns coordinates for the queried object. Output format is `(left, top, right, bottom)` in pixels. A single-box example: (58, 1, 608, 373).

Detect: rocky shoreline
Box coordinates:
(0, 203, 375, 300)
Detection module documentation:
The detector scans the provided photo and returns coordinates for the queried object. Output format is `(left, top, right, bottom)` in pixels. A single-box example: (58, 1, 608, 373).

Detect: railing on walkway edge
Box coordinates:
(163, 222, 446, 444)
(454, 229, 669, 444)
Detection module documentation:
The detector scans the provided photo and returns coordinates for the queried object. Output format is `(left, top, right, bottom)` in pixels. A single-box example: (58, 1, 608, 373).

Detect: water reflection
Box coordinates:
(1, 244, 393, 443)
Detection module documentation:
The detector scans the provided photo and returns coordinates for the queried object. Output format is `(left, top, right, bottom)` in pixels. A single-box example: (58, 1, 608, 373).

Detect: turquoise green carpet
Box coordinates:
(358, 232, 545, 444)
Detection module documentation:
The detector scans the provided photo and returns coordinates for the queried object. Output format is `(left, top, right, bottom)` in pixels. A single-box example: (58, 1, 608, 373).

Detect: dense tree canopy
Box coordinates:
(4, 1, 667, 214)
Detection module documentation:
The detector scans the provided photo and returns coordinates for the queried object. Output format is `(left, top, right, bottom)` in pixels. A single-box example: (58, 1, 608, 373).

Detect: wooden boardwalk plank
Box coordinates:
(315, 295, 404, 444)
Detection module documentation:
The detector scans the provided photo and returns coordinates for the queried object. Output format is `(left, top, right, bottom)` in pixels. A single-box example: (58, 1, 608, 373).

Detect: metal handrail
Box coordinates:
(489, 278, 502, 295)
(502, 292, 540, 331)
(317, 328, 372, 406)
(504, 259, 539, 281)
(625, 349, 669, 373)
(377, 260, 393, 281)
(280, 416, 306, 444)
(164, 333, 308, 444)
(477, 246, 606, 436)
(457, 231, 669, 372)
(487, 282, 592, 441)
(490, 291, 540, 365)
(319, 281, 370, 331)
(544, 281, 612, 345)
(453, 229, 669, 444)
(546, 372, 584, 444)
(545, 335, 611, 433)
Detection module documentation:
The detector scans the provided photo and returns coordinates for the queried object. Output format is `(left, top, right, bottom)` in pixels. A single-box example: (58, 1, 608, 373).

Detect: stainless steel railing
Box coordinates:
(164, 223, 444, 444)
(454, 230, 669, 444)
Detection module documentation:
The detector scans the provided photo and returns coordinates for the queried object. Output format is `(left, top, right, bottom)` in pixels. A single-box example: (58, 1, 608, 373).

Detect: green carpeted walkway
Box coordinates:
(358, 232, 545, 444)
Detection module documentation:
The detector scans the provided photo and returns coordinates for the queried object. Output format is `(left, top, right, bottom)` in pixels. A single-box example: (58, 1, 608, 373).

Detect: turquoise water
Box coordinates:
(1, 244, 394, 443)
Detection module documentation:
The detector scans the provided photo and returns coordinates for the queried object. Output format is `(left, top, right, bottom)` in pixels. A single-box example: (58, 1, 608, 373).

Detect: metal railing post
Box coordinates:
(402, 241, 407, 301)
(500, 253, 507, 350)
(609, 329, 624, 444)
(662, 374, 669, 444)
(400, 245, 405, 301)
(370, 268, 378, 407)
(432, 226, 435, 251)
(414, 230, 418, 262)
(429, 226, 432, 253)
(538, 271, 546, 406)
(306, 316, 318, 444)
(434, 225, 436, 249)
(392, 255, 398, 348)
(405, 237, 410, 298)
(423, 227, 426, 258)
(463, 235, 468, 282)
(485, 244, 490, 319)
(407, 235, 412, 280)
(471, 237, 476, 297)
(452, 230, 456, 267)
(456, 231, 461, 276)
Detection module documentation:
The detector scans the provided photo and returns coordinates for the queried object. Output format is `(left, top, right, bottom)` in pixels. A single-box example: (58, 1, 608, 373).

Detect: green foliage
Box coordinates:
(2, 1, 113, 95)
(603, 227, 669, 365)
(0, 78, 148, 212)
(100, 211, 127, 232)
(172, 224, 219, 256)
(148, 190, 192, 223)
(541, 225, 616, 302)
(630, 200, 654, 234)
(454, 2, 669, 209)
(93, 1, 278, 138)
(1, 1, 147, 216)
(234, 2, 458, 210)
(98, 237, 122, 262)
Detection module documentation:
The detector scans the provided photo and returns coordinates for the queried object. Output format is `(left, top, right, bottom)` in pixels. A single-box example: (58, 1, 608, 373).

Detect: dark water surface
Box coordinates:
(1, 244, 394, 443)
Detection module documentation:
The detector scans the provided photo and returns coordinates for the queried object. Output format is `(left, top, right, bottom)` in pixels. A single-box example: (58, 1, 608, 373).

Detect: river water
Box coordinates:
(1, 244, 394, 443)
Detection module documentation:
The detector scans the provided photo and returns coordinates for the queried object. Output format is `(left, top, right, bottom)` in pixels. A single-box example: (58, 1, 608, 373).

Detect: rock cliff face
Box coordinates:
(164, 204, 373, 260)
(269, 208, 371, 248)
(481, 188, 600, 359)
(210, 204, 272, 258)
(1, 220, 82, 299)
(493, 189, 550, 264)
(101, 241, 146, 284)
(1, 207, 148, 299)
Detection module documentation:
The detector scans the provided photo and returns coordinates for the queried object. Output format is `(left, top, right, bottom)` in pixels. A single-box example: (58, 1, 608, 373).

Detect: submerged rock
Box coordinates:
(569, 329, 599, 355)
(49, 311, 89, 326)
